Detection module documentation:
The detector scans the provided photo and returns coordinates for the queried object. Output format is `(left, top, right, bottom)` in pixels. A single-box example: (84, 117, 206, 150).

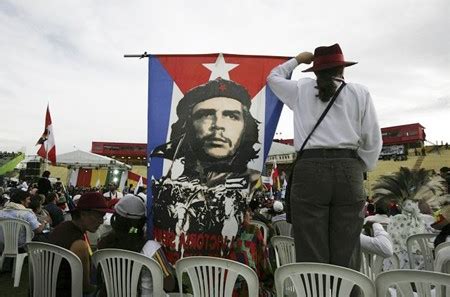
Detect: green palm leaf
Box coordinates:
(372, 167, 447, 207)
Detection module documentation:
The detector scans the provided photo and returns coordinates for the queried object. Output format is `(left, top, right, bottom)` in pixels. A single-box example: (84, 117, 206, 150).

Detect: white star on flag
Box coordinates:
(203, 53, 239, 80)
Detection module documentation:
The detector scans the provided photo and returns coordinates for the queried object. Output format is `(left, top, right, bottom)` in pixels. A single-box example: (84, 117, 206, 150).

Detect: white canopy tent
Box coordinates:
(56, 150, 131, 189)
(56, 150, 131, 170)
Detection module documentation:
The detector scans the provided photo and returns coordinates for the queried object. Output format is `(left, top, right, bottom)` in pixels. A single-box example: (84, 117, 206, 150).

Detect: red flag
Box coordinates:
(36, 105, 56, 165)
(271, 160, 280, 191)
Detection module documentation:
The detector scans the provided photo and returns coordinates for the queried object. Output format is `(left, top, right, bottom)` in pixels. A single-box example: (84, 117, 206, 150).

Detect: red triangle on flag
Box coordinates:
(157, 54, 289, 98)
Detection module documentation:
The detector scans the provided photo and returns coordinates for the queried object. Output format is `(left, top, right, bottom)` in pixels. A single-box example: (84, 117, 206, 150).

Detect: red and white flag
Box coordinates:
(271, 159, 280, 191)
(36, 104, 56, 165)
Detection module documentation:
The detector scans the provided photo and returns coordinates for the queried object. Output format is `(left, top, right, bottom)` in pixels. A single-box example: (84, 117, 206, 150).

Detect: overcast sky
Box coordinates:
(1, 0, 449, 155)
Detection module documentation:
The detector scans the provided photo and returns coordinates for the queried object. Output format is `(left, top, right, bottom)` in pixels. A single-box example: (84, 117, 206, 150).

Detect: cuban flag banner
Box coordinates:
(148, 53, 288, 264)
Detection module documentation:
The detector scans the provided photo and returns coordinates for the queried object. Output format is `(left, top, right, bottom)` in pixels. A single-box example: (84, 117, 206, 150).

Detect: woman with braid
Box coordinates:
(268, 44, 382, 273)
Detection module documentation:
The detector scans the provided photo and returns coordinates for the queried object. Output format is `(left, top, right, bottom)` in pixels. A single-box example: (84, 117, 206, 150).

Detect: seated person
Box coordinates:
(47, 192, 113, 296)
(97, 194, 175, 295)
(360, 221, 393, 258)
(365, 203, 376, 217)
(228, 207, 274, 296)
(432, 204, 450, 248)
(44, 192, 65, 227)
(387, 200, 429, 269)
(102, 183, 123, 200)
(364, 197, 391, 225)
(418, 200, 439, 233)
(0, 189, 44, 250)
(29, 194, 52, 227)
(271, 201, 287, 223)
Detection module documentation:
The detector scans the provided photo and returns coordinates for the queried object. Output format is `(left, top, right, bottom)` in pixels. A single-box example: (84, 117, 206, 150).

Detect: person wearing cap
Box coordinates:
(271, 200, 287, 223)
(151, 78, 262, 262)
(48, 192, 113, 296)
(97, 194, 175, 296)
(152, 78, 260, 184)
(267, 44, 382, 273)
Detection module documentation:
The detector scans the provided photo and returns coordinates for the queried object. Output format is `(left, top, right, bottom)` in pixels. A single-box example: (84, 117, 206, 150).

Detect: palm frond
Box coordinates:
(372, 167, 447, 206)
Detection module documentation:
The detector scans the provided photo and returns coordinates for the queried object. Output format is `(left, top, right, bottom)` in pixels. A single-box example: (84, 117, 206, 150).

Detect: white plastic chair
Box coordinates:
(360, 250, 400, 281)
(92, 248, 165, 297)
(176, 256, 259, 297)
(274, 262, 376, 297)
(271, 236, 296, 268)
(270, 236, 296, 295)
(0, 218, 32, 287)
(435, 241, 450, 258)
(27, 241, 83, 297)
(249, 219, 269, 245)
(434, 245, 450, 274)
(375, 270, 450, 297)
(406, 233, 436, 270)
(273, 220, 293, 237)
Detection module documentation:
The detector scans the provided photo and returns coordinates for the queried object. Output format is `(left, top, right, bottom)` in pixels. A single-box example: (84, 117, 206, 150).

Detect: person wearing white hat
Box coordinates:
(97, 194, 174, 296)
(271, 201, 287, 223)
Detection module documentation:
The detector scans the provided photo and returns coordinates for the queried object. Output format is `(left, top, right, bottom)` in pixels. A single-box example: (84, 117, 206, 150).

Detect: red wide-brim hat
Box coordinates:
(302, 43, 357, 72)
(75, 192, 115, 213)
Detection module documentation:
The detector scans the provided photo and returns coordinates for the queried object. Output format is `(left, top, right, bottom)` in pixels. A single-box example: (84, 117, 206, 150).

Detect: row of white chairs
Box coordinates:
(253, 217, 446, 273)
(26, 241, 450, 297)
(0, 218, 33, 287)
(2, 218, 449, 295)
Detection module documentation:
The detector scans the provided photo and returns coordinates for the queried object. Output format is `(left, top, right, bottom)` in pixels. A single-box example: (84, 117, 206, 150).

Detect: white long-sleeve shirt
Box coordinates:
(360, 223, 393, 258)
(267, 58, 382, 171)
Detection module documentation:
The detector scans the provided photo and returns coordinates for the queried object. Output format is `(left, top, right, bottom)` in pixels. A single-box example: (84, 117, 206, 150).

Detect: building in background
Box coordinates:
(381, 123, 426, 148)
(91, 141, 147, 166)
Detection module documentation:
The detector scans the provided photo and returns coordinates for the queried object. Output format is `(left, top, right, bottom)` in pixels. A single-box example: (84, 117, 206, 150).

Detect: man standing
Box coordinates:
(152, 78, 261, 262)
(267, 44, 382, 272)
(37, 170, 52, 197)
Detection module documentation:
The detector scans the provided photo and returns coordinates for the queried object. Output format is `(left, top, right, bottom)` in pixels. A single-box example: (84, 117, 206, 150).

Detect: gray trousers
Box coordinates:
(290, 157, 365, 271)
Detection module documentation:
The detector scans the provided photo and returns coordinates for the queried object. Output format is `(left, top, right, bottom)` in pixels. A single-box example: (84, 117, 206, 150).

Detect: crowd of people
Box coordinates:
(1, 174, 449, 296)
(1, 43, 450, 296)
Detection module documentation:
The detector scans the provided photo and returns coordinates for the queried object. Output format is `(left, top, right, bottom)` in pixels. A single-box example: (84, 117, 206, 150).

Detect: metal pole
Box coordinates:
(124, 52, 149, 58)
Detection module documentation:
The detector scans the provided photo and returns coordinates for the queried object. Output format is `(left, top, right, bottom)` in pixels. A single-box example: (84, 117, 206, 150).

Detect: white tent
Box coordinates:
(55, 150, 131, 189)
(56, 149, 131, 169)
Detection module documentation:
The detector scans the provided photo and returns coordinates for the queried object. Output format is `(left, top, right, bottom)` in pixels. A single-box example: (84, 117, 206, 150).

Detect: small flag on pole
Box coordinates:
(271, 159, 280, 191)
(36, 104, 56, 165)
(134, 176, 143, 195)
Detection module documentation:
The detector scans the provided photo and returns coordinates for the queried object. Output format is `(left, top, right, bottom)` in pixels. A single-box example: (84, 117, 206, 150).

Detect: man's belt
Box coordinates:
(300, 149, 358, 159)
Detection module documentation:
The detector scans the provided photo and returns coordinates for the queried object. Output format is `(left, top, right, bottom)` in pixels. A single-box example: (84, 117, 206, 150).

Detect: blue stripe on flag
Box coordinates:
(263, 86, 283, 160)
(147, 56, 174, 239)
(148, 56, 174, 180)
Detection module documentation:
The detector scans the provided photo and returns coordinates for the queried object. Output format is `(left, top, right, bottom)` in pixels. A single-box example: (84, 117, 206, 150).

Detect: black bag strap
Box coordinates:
(284, 82, 346, 223)
(298, 81, 346, 155)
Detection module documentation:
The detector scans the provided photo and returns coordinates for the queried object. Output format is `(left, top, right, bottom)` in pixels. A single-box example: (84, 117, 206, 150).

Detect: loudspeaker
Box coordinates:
(27, 162, 41, 169)
(19, 169, 26, 181)
(25, 168, 40, 177)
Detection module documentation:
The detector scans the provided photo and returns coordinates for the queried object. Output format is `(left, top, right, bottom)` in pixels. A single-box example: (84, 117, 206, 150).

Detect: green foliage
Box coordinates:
(372, 167, 447, 207)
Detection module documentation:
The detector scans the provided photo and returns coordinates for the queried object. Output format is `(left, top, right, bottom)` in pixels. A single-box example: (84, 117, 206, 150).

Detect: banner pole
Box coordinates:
(124, 53, 149, 58)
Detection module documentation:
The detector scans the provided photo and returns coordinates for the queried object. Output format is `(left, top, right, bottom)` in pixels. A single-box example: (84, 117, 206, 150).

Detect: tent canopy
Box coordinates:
(56, 149, 131, 169)
(268, 142, 296, 156)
